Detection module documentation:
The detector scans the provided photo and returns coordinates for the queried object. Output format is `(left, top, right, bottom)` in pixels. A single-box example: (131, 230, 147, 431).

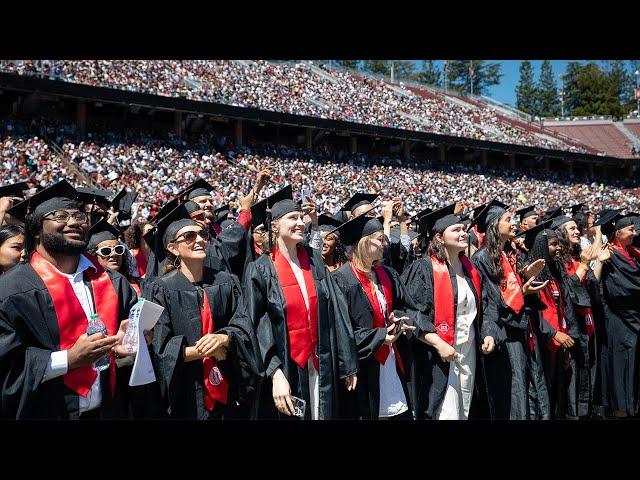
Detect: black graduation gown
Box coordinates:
(383, 235, 409, 275)
(471, 248, 550, 420)
(331, 263, 422, 420)
(401, 257, 491, 419)
(0, 262, 140, 419)
(600, 249, 640, 415)
(147, 268, 262, 419)
(243, 245, 358, 420)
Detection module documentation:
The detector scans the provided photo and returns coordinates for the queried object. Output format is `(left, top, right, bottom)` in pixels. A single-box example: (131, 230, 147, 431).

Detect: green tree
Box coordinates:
(536, 60, 560, 117)
(362, 60, 390, 76)
(392, 60, 416, 80)
(445, 60, 502, 96)
(334, 60, 360, 70)
(415, 60, 442, 87)
(572, 62, 622, 117)
(515, 60, 537, 115)
(562, 61, 583, 115)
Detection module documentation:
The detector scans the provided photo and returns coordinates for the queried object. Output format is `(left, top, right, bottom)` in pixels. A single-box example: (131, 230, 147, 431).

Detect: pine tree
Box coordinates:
(334, 60, 360, 70)
(562, 61, 583, 115)
(536, 60, 560, 117)
(392, 61, 417, 80)
(572, 62, 621, 116)
(445, 60, 502, 96)
(515, 60, 537, 115)
(415, 60, 442, 87)
(362, 60, 390, 76)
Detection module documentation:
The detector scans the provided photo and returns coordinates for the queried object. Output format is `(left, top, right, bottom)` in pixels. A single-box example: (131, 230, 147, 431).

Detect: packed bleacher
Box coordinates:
(0, 60, 597, 154)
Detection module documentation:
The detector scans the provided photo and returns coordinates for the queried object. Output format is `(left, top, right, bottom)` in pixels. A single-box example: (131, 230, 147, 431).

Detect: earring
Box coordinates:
(173, 256, 181, 268)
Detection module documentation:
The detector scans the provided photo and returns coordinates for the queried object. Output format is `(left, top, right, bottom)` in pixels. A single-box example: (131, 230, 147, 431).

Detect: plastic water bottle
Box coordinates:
(87, 313, 110, 371)
(122, 298, 144, 354)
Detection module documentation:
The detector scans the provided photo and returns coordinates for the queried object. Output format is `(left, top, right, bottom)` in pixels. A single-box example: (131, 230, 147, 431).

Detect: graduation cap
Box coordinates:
(111, 189, 138, 220)
(409, 206, 433, 223)
(417, 203, 458, 238)
(318, 213, 344, 233)
(251, 185, 293, 229)
(0, 181, 30, 199)
(178, 178, 215, 201)
(468, 199, 508, 234)
(76, 186, 114, 208)
(149, 196, 181, 225)
(570, 203, 588, 216)
(333, 210, 350, 224)
(155, 203, 201, 253)
(213, 204, 231, 225)
(550, 215, 573, 231)
(515, 205, 537, 223)
(540, 207, 562, 223)
(341, 192, 378, 213)
(6, 180, 79, 255)
(87, 219, 122, 251)
(331, 210, 384, 247)
(516, 220, 552, 251)
(593, 208, 623, 228)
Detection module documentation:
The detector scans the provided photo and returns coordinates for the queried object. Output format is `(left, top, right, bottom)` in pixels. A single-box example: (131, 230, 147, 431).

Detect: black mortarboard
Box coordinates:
(0, 181, 30, 199)
(179, 178, 215, 200)
(271, 199, 302, 221)
(614, 214, 637, 231)
(332, 212, 384, 247)
(516, 220, 551, 250)
(515, 205, 537, 223)
(570, 203, 588, 216)
(251, 185, 293, 228)
(112, 189, 137, 220)
(150, 196, 181, 225)
(410, 206, 433, 223)
(593, 208, 623, 228)
(87, 220, 122, 251)
(550, 215, 573, 231)
(214, 204, 231, 224)
(156, 203, 200, 248)
(417, 203, 458, 237)
(341, 192, 378, 213)
(318, 213, 344, 232)
(541, 207, 562, 223)
(469, 199, 508, 234)
(76, 186, 114, 208)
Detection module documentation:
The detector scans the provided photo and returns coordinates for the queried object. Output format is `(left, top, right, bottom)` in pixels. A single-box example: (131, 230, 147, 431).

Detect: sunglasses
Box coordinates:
(96, 244, 126, 257)
(172, 229, 210, 243)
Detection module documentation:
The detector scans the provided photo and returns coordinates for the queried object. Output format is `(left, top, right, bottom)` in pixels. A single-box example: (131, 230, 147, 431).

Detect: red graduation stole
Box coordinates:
(565, 258, 595, 337)
(612, 241, 640, 267)
(350, 262, 405, 375)
(499, 253, 534, 352)
(30, 252, 119, 398)
(131, 248, 148, 279)
(539, 279, 568, 351)
(272, 247, 319, 370)
(431, 254, 482, 346)
(200, 291, 229, 411)
(473, 225, 485, 248)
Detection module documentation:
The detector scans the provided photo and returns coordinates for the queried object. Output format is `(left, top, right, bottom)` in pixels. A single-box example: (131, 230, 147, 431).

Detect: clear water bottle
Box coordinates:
(122, 298, 144, 354)
(87, 313, 110, 371)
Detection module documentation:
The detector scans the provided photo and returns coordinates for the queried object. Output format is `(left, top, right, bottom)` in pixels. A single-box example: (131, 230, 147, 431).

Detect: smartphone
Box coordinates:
(531, 280, 545, 287)
(300, 188, 307, 204)
(290, 395, 306, 418)
(393, 318, 405, 335)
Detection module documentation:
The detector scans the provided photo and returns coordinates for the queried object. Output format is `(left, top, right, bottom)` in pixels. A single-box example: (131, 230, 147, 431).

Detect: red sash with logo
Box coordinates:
(30, 252, 119, 398)
(500, 253, 524, 314)
(131, 248, 148, 279)
(565, 259, 595, 337)
(272, 247, 319, 370)
(539, 279, 568, 351)
(432, 254, 482, 345)
(350, 262, 405, 375)
(200, 291, 229, 410)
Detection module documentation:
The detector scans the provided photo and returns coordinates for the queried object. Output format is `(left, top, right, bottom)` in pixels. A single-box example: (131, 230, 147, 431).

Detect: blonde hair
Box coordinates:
(350, 231, 384, 273)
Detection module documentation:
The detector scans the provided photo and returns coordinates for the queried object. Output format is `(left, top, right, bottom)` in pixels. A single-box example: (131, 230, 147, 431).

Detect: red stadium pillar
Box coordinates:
(403, 140, 410, 161)
(234, 119, 243, 147)
(509, 153, 516, 170)
(76, 100, 87, 139)
(351, 136, 357, 154)
(174, 111, 182, 139)
(305, 127, 313, 149)
(481, 150, 488, 168)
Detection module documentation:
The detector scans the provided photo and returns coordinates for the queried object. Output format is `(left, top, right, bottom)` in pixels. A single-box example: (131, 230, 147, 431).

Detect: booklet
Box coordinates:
(128, 298, 164, 387)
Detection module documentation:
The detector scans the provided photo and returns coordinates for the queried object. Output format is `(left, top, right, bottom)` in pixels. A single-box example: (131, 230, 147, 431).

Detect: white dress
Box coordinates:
(435, 275, 478, 420)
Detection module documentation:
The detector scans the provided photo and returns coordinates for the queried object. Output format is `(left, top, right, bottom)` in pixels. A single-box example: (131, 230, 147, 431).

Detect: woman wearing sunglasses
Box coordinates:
(148, 203, 261, 420)
(87, 220, 145, 297)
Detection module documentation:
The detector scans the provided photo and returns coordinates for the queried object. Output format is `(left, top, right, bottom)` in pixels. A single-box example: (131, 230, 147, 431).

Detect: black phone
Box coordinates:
(290, 395, 306, 419)
(530, 280, 545, 287)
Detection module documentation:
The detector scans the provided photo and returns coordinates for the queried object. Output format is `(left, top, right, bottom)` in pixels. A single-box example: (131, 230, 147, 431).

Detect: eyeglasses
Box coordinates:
(43, 210, 88, 224)
(96, 244, 126, 257)
(172, 229, 210, 243)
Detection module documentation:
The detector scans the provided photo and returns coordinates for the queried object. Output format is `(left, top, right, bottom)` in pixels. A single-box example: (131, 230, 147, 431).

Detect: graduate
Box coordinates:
(76, 186, 116, 226)
(0, 181, 31, 225)
(243, 192, 358, 420)
(515, 205, 538, 232)
(318, 213, 346, 272)
(147, 203, 262, 419)
(554, 213, 608, 417)
(331, 212, 421, 420)
(125, 221, 153, 279)
(0, 224, 25, 273)
(596, 210, 640, 417)
(401, 206, 495, 420)
(87, 220, 146, 297)
(470, 199, 551, 419)
(0, 180, 149, 419)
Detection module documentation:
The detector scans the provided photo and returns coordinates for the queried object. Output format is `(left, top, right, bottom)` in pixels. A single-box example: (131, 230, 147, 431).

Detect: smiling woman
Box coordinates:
(0, 224, 25, 273)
